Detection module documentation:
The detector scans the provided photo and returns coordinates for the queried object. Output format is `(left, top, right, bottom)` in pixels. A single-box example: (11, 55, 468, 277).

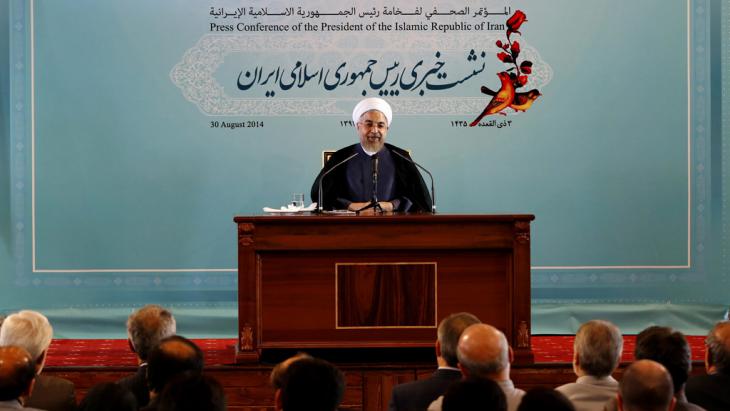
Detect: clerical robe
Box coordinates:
(311, 143, 432, 212)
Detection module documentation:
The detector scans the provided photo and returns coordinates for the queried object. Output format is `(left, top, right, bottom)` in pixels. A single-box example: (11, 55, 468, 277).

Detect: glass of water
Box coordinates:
(291, 193, 305, 208)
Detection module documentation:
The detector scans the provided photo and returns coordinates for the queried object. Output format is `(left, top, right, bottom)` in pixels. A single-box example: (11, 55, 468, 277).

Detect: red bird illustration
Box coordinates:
(480, 86, 542, 113)
(469, 72, 515, 126)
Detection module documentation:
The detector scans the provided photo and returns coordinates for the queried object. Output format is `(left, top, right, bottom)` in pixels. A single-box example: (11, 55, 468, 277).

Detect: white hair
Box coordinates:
(0, 310, 53, 361)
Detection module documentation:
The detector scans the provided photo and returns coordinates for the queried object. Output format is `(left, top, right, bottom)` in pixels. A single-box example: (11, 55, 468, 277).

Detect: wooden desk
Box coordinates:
(234, 214, 535, 364)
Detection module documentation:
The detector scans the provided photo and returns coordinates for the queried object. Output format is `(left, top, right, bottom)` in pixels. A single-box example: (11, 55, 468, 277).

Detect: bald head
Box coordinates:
(0, 346, 37, 401)
(619, 360, 674, 411)
(456, 324, 510, 379)
(270, 352, 312, 390)
(146, 336, 204, 393)
(706, 321, 730, 373)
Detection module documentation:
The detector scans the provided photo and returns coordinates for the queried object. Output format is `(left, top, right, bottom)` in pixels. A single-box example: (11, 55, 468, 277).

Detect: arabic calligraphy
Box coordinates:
(209, 6, 512, 20)
(235, 51, 489, 97)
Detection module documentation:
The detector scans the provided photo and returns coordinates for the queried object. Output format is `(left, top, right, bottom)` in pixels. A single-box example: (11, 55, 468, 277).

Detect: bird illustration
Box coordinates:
(480, 86, 541, 113)
(510, 89, 541, 112)
(469, 72, 515, 126)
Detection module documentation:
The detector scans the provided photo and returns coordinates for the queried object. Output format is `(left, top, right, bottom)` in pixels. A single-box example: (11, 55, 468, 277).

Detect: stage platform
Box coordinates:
(43, 336, 707, 411)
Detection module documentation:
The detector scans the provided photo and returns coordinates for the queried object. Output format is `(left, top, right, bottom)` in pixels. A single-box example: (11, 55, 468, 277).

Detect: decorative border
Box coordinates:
(10, 1, 711, 297)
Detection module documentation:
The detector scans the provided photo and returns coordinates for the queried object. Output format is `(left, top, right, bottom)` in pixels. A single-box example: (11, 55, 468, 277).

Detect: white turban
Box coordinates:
(352, 97, 393, 126)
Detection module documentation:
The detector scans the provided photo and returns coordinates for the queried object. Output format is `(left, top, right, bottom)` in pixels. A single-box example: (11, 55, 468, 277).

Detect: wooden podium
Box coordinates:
(234, 214, 535, 364)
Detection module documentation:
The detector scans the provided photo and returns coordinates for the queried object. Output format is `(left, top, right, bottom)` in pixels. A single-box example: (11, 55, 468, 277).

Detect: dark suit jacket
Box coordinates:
(117, 365, 150, 408)
(388, 368, 462, 411)
(311, 143, 432, 212)
(26, 374, 76, 411)
(686, 372, 730, 411)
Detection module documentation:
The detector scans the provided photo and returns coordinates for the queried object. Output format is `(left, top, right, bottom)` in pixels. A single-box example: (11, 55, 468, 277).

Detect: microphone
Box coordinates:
(391, 149, 436, 214)
(316, 152, 359, 213)
(371, 154, 379, 203)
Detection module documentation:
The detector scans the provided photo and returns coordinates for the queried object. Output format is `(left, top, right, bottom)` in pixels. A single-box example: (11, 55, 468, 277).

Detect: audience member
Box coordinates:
(388, 312, 481, 411)
(686, 321, 730, 411)
(117, 305, 176, 408)
(275, 357, 345, 411)
(428, 323, 525, 411)
(555, 320, 622, 411)
(0, 310, 76, 411)
(518, 388, 575, 411)
(156, 373, 225, 411)
(441, 378, 507, 411)
(631, 326, 703, 411)
(0, 346, 42, 411)
(77, 382, 137, 411)
(142, 335, 204, 411)
(270, 352, 312, 390)
(618, 360, 675, 411)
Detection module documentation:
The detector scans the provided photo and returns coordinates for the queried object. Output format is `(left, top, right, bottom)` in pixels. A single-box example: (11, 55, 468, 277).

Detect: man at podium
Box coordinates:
(311, 97, 432, 212)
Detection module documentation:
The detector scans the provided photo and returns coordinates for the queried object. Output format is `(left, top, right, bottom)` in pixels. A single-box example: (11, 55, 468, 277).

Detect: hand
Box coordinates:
(347, 201, 394, 214)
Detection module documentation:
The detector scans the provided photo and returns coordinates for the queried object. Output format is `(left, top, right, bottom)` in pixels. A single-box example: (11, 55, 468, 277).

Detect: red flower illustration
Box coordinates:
(520, 61, 533, 74)
(497, 52, 513, 63)
(507, 10, 527, 39)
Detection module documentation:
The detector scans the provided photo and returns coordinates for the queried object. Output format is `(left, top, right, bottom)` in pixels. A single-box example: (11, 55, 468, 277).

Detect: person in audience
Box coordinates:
(618, 360, 675, 411)
(0, 310, 76, 411)
(117, 305, 176, 408)
(555, 320, 622, 411)
(441, 378, 507, 411)
(275, 357, 345, 411)
(518, 388, 575, 411)
(142, 335, 204, 411)
(631, 326, 704, 411)
(686, 320, 730, 411)
(428, 323, 525, 411)
(388, 312, 481, 411)
(270, 352, 312, 390)
(156, 373, 225, 411)
(77, 382, 137, 411)
(0, 346, 43, 411)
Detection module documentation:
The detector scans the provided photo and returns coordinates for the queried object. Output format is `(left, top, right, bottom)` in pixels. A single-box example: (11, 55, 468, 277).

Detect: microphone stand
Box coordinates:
(355, 154, 383, 214)
(315, 152, 359, 213)
(391, 150, 436, 214)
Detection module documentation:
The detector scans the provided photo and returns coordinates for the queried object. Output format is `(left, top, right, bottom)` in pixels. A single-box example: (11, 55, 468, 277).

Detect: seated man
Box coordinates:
(311, 97, 432, 212)
(388, 312, 481, 411)
(428, 323, 525, 411)
(618, 360, 676, 411)
(0, 310, 76, 411)
(142, 335, 204, 411)
(0, 346, 43, 411)
(117, 304, 177, 408)
(555, 320, 623, 411)
(275, 357, 345, 411)
(686, 321, 730, 411)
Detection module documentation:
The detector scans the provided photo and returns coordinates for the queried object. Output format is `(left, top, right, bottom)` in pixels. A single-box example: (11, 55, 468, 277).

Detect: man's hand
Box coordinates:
(347, 201, 394, 214)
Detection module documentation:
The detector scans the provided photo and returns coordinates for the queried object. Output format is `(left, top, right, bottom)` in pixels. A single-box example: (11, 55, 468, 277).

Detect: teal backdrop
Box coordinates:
(1, 0, 728, 338)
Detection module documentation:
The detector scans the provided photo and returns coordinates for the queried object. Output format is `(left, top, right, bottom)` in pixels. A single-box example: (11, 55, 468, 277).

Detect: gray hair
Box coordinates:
(437, 312, 481, 367)
(126, 305, 176, 361)
(0, 310, 53, 362)
(574, 320, 623, 378)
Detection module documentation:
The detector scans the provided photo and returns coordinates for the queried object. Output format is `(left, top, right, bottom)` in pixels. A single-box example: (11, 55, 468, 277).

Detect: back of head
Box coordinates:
(270, 352, 313, 390)
(146, 335, 204, 393)
(619, 360, 674, 411)
(574, 320, 623, 378)
(634, 326, 690, 393)
(127, 305, 176, 361)
(706, 320, 730, 374)
(517, 387, 575, 411)
(456, 324, 510, 378)
(0, 310, 53, 363)
(77, 382, 137, 411)
(442, 378, 507, 411)
(157, 373, 225, 411)
(0, 346, 37, 401)
(279, 357, 345, 411)
(437, 312, 481, 368)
